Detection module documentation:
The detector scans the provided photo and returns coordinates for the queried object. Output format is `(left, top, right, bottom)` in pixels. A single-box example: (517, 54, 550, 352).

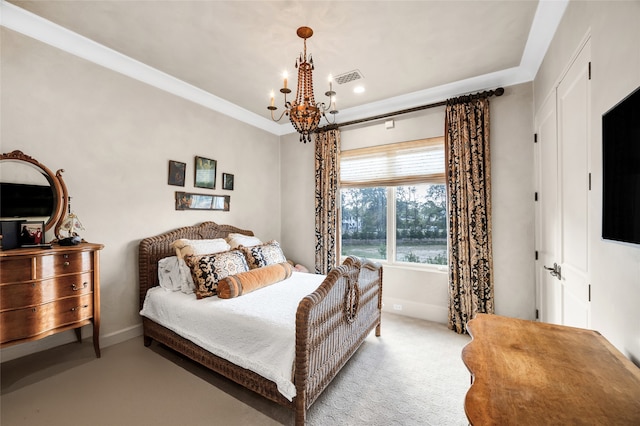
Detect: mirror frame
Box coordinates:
(1, 150, 69, 236)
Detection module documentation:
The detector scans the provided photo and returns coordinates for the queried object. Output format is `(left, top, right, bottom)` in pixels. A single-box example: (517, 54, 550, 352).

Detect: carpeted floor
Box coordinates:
(1, 312, 471, 425)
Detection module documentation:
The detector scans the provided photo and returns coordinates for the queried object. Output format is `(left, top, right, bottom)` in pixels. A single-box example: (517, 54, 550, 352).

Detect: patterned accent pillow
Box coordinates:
(242, 240, 287, 269)
(184, 250, 249, 299)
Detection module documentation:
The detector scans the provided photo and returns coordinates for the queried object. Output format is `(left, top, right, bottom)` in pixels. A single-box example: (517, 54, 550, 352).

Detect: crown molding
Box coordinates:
(1, 0, 568, 136)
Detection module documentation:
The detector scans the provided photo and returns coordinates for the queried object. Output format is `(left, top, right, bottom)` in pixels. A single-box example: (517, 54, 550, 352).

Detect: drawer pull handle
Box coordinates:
(32, 308, 37, 312)
(63, 261, 70, 267)
(72, 282, 88, 291)
(71, 305, 89, 312)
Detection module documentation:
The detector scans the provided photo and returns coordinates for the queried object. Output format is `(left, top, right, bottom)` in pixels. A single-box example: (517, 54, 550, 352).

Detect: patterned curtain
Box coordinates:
(445, 98, 494, 334)
(314, 128, 341, 274)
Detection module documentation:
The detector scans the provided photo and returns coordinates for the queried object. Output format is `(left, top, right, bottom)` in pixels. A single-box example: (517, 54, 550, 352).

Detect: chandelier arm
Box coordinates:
(321, 111, 337, 124)
(270, 108, 288, 122)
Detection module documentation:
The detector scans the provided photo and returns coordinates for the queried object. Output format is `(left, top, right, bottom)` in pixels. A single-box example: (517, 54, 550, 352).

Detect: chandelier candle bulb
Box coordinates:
(283, 71, 288, 90)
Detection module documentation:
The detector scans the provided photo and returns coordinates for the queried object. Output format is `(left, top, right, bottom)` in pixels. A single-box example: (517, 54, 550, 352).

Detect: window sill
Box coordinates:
(340, 257, 448, 274)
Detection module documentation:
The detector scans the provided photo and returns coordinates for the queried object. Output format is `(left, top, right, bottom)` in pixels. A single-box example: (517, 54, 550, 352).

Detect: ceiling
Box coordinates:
(2, 1, 568, 135)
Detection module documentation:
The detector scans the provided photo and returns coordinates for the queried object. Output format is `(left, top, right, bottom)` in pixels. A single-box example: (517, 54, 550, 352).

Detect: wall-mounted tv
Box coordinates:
(602, 85, 640, 245)
(0, 182, 54, 219)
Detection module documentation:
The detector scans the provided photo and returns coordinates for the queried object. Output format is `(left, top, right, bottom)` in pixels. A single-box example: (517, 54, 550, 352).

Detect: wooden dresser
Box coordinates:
(462, 314, 640, 425)
(0, 242, 104, 357)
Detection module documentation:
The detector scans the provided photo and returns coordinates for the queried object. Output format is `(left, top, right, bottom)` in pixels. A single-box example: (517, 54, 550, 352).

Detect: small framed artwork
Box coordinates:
(168, 160, 186, 186)
(222, 173, 234, 190)
(175, 192, 230, 211)
(194, 156, 217, 189)
(19, 220, 46, 247)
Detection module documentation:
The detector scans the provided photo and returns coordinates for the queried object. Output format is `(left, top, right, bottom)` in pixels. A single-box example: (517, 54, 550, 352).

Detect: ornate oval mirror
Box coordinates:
(0, 150, 68, 235)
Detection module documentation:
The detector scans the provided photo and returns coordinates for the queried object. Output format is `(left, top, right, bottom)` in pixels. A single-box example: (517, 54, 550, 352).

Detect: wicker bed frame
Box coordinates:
(138, 222, 383, 425)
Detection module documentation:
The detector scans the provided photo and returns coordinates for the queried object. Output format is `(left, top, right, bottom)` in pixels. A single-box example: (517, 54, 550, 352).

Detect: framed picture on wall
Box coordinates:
(194, 156, 216, 189)
(175, 192, 230, 211)
(168, 160, 186, 186)
(222, 173, 234, 190)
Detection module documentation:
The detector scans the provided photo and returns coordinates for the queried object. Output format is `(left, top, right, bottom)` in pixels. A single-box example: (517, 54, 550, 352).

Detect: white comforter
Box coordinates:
(139, 271, 326, 401)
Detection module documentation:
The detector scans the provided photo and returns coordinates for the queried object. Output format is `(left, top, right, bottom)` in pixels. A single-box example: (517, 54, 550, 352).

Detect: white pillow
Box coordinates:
(226, 233, 262, 249)
(157, 256, 182, 292)
(178, 258, 196, 294)
(171, 238, 231, 259)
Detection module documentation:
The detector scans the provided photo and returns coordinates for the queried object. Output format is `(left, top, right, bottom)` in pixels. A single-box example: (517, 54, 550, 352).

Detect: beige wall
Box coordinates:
(1, 28, 282, 360)
(280, 83, 536, 324)
(5, 0, 637, 365)
(533, 0, 640, 361)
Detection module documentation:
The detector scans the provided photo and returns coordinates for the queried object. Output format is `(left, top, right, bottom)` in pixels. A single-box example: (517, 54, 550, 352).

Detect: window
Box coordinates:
(340, 137, 447, 267)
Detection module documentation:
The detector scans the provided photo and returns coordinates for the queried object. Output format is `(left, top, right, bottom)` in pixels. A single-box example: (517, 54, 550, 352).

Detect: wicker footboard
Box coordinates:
(294, 256, 383, 424)
(139, 223, 382, 425)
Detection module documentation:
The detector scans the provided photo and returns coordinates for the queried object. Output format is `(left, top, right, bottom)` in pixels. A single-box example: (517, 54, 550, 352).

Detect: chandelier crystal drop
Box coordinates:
(268, 27, 338, 143)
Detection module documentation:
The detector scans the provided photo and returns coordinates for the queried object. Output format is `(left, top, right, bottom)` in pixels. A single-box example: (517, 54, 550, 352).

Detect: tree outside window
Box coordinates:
(340, 183, 447, 266)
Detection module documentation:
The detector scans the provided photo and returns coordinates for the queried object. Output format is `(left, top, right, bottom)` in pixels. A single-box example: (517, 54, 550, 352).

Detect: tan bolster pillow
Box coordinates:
(217, 262, 293, 299)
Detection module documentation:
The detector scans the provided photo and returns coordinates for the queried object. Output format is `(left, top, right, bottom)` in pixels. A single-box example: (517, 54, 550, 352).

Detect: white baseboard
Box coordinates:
(382, 297, 448, 324)
(101, 324, 143, 348)
(0, 323, 143, 363)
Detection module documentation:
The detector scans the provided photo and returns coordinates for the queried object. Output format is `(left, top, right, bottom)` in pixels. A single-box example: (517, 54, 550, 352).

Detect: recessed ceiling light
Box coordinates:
(353, 86, 365, 94)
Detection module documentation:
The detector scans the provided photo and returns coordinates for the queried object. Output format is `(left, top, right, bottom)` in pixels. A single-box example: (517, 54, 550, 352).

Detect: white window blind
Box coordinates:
(340, 137, 445, 187)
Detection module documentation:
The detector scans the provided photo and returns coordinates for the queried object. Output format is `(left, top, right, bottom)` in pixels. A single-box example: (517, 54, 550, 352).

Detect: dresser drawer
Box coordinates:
(36, 251, 93, 279)
(0, 257, 33, 283)
(0, 272, 93, 311)
(0, 294, 93, 344)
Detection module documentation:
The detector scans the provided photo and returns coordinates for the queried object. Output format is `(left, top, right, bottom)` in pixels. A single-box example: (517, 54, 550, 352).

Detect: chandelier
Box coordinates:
(268, 26, 338, 143)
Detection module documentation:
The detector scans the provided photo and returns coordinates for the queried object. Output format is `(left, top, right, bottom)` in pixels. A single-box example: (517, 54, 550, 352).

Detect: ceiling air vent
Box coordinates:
(334, 70, 364, 85)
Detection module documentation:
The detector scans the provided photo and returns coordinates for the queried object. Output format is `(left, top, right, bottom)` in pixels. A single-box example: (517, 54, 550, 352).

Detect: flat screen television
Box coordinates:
(602, 85, 640, 245)
(0, 182, 54, 219)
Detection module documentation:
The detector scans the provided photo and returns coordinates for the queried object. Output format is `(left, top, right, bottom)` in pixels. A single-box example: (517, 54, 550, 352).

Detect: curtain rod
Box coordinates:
(322, 87, 504, 130)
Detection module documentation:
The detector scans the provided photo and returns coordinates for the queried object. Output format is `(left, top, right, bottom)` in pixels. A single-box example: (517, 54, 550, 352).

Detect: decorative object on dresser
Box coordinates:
(462, 314, 640, 425)
(139, 222, 383, 425)
(0, 150, 104, 358)
(17, 220, 45, 247)
(0, 150, 67, 235)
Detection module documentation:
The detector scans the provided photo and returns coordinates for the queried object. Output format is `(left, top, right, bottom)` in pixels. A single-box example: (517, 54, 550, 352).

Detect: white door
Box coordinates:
(535, 39, 591, 328)
(535, 91, 561, 324)
(557, 39, 591, 329)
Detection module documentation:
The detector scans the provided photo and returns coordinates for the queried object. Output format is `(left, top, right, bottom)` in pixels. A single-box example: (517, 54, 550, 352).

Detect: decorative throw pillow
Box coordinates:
(184, 250, 249, 299)
(170, 239, 231, 294)
(157, 256, 182, 291)
(226, 233, 262, 249)
(217, 262, 293, 299)
(241, 240, 287, 269)
(177, 260, 196, 294)
(171, 238, 231, 259)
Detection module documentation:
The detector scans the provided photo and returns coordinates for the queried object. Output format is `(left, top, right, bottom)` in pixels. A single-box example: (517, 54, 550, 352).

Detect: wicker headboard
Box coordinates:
(138, 221, 254, 310)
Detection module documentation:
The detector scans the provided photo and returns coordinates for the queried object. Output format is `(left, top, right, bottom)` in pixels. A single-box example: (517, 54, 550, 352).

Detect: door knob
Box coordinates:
(544, 263, 562, 280)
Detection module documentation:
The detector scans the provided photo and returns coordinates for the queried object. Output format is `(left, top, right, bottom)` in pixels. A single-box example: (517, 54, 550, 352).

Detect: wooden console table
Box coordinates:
(462, 314, 640, 425)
